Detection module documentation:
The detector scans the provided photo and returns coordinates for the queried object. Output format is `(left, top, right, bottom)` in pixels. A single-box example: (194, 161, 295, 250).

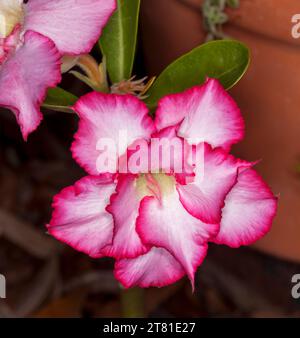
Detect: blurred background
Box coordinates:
(0, 0, 300, 317)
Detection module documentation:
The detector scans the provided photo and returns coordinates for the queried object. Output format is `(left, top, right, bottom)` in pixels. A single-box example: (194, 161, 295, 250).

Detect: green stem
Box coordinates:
(120, 287, 145, 318)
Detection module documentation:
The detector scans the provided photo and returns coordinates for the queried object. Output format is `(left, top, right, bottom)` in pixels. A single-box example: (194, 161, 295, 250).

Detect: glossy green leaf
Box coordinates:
(43, 87, 78, 108)
(99, 0, 140, 84)
(145, 40, 250, 109)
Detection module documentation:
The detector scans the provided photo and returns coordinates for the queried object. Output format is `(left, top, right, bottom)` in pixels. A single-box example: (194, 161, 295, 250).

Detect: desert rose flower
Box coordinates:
(47, 78, 278, 288)
(0, 0, 116, 140)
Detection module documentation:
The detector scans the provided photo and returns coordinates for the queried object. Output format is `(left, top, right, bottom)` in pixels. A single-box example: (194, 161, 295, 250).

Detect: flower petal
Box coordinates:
(114, 247, 186, 288)
(213, 168, 278, 247)
(71, 92, 155, 175)
(155, 78, 245, 151)
(102, 175, 150, 259)
(177, 143, 250, 224)
(0, 30, 61, 140)
(24, 0, 117, 55)
(136, 182, 216, 286)
(151, 125, 194, 180)
(47, 175, 116, 258)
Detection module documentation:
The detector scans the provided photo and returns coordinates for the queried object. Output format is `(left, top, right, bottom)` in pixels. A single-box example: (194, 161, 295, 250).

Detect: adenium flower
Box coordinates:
(47, 78, 278, 288)
(0, 0, 116, 140)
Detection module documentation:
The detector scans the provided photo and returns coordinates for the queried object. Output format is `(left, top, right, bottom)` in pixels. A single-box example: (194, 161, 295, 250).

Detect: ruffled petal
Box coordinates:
(0, 30, 61, 140)
(136, 181, 216, 286)
(114, 247, 186, 288)
(23, 0, 117, 55)
(71, 92, 155, 175)
(177, 143, 250, 224)
(213, 168, 278, 247)
(155, 78, 245, 151)
(102, 175, 149, 259)
(47, 175, 116, 258)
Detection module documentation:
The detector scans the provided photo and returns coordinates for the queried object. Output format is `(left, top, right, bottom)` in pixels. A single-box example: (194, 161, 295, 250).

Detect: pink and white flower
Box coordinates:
(47, 78, 278, 289)
(0, 0, 116, 140)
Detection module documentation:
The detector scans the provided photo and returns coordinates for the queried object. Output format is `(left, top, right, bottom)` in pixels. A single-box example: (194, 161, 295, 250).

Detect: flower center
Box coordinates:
(0, 25, 20, 65)
(136, 173, 176, 201)
(0, 0, 24, 39)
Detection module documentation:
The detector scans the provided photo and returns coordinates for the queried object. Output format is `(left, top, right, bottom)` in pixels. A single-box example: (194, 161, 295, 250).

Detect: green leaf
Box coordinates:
(99, 0, 140, 84)
(145, 40, 250, 109)
(226, 0, 240, 9)
(42, 104, 75, 114)
(43, 87, 78, 107)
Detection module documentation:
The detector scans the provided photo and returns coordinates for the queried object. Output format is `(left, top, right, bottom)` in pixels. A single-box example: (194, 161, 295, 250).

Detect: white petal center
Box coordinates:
(135, 174, 176, 201)
(0, 0, 23, 38)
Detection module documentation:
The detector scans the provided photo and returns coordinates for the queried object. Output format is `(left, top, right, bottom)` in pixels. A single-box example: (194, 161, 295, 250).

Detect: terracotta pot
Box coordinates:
(141, 0, 300, 262)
